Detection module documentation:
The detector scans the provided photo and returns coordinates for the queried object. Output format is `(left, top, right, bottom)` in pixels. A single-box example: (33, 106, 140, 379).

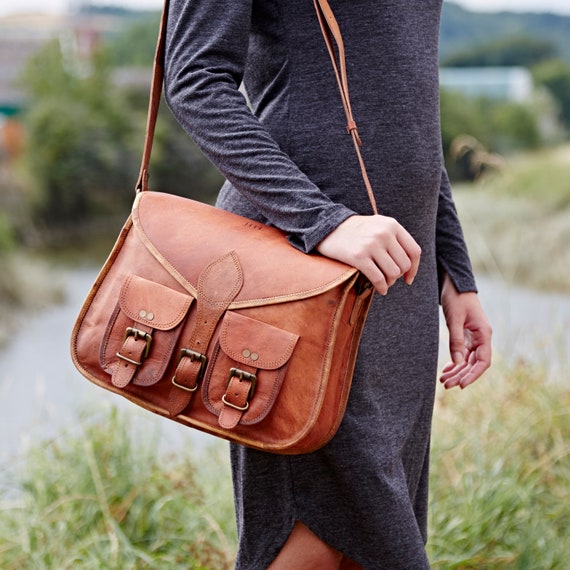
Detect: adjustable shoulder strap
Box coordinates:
(313, 0, 378, 215)
(135, 0, 169, 193)
(136, 0, 378, 216)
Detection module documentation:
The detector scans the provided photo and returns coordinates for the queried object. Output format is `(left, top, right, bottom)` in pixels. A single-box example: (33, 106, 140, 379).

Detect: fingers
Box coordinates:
(440, 327, 492, 389)
(362, 218, 421, 295)
(316, 215, 422, 296)
(440, 345, 491, 390)
(395, 228, 422, 285)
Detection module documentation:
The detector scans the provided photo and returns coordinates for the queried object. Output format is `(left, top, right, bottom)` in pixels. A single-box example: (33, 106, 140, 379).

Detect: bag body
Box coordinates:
(71, 191, 373, 454)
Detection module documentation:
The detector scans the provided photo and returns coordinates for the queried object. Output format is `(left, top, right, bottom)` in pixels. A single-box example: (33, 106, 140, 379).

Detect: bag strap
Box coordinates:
(136, 0, 378, 216)
(313, 0, 378, 215)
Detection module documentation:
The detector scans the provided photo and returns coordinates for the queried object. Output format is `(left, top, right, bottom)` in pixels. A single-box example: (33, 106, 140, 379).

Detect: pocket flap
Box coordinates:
(119, 274, 192, 331)
(219, 312, 299, 370)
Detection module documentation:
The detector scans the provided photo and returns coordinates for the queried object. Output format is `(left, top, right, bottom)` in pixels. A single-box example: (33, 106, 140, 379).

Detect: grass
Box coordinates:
(0, 365, 568, 569)
(0, 407, 236, 569)
(428, 364, 570, 569)
(454, 144, 570, 293)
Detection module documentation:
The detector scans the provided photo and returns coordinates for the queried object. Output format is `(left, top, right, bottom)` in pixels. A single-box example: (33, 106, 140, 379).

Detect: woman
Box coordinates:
(164, 1, 492, 568)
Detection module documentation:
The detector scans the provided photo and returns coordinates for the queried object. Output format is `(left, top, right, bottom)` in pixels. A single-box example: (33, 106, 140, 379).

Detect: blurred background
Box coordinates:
(0, 1, 568, 568)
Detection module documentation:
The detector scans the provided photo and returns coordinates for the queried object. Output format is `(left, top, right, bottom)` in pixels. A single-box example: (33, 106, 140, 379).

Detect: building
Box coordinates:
(439, 66, 534, 102)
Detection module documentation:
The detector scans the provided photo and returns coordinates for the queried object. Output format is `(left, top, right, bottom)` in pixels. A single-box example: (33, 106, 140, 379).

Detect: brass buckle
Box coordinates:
(116, 327, 153, 366)
(223, 367, 257, 410)
(171, 348, 208, 393)
(123, 327, 153, 357)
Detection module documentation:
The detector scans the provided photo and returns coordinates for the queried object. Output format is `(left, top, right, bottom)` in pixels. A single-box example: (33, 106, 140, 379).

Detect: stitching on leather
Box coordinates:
(120, 274, 193, 329)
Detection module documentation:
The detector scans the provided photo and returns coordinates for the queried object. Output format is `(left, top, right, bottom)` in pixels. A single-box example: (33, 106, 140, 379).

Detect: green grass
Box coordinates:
(428, 365, 570, 569)
(454, 145, 570, 293)
(0, 407, 236, 569)
(480, 145, 570, 209)
(0, 365, 567, 569)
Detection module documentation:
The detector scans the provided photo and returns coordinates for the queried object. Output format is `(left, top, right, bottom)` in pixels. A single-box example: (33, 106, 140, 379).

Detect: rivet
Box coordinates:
(147, 312, 155, 321)
(139, 310, 147, 318)
(242, 349, 251, 358)
(250, 352, 259, 361)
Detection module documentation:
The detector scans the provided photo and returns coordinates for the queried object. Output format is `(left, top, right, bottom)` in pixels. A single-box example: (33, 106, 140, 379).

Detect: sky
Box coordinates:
(1, 0, 570, 17)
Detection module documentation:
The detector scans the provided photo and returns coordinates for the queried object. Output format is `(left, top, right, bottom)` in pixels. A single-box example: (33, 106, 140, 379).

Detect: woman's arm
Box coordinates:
(164, 0, 355, 252)
(435, 168, 492, 386)
(164, 0, 422, 294)
(435, 168, 478, 293)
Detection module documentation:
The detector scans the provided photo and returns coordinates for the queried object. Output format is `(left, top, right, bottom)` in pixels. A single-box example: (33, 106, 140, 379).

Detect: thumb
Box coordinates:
(448, 322, 466, 365)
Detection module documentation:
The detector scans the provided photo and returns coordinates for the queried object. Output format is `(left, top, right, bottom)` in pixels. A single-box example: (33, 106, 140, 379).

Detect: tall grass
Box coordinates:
(454, 145, 570, 292)
(0, 407, 236, 569)
(0, 365, 568, 569)
(428, 364, 570, 569)
(480, 146, 570, 210)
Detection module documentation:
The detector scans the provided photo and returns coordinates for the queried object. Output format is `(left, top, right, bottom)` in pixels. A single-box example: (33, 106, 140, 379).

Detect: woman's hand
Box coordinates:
(316, 214, 422, 295)
(439, 273, 492, 389)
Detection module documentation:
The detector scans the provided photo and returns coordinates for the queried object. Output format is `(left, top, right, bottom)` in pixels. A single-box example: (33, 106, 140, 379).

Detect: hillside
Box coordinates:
(441, 2, 570, 63)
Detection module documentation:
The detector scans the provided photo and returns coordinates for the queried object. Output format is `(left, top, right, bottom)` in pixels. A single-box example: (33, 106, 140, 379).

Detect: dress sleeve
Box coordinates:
(163, 0, 355, 253)
(436, 168, 478, 294)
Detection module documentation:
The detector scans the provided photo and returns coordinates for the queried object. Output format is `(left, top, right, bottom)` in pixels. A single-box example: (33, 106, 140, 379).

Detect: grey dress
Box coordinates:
(164, 1, 477, 568)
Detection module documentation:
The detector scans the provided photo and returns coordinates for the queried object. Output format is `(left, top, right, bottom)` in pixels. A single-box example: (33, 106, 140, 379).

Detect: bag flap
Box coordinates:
(219, 312, 299, 370)
(119, 274, 192, 330)
(132, 192, 358, 307)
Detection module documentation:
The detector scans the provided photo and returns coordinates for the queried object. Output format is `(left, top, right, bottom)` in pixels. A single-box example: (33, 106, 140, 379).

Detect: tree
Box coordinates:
(532, 59, 570, 129)
(20, 41, 139, 229)
(443, 36, 557, 68)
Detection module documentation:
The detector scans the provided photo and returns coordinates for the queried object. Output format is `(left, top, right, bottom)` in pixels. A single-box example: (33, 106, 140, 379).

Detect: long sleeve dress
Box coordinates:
(164, 1, 477, 568)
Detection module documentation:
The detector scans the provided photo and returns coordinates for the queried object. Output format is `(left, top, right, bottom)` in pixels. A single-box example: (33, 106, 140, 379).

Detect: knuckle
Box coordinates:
(401, 258, 412, 273)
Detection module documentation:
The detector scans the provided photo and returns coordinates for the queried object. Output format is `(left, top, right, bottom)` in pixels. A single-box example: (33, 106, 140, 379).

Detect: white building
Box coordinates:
(439, 66, 534, 102)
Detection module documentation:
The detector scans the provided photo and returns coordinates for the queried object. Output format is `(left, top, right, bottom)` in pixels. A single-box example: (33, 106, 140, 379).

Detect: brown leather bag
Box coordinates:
(70, 0, 377, 454)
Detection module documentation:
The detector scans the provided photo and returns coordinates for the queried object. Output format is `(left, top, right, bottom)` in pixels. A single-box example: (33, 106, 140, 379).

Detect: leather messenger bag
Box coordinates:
(70, 0, 378, 454)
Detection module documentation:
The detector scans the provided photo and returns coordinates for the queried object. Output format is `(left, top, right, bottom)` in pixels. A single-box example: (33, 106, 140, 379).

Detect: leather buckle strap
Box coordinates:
(222, 368, 257, 410)
(118, 327, 153, 364)
(171, 348, 207, 393)
(219, 365, 258, 429)
(113, 325, 153, 388)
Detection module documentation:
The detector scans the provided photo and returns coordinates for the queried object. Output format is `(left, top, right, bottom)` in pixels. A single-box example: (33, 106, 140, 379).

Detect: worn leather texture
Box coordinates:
(71, 191, 373, 454)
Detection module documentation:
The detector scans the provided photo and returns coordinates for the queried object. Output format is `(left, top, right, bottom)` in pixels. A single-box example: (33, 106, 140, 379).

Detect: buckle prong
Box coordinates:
(123, 327, 153, 357)
(171, 348, 208, 392)
(226, 367, 257, 399)
(116, 327, 153, 366)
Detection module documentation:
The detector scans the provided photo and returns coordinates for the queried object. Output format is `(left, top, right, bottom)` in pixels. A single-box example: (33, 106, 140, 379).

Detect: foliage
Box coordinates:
(103, 13, 161, 68)
(20, 41, 139, 229)
(452, 145, 570, 292)
(532, 59, 570, 129)
(0, 364, 567, 568)
(17, 34, 222, 240)
(440, 89, 544, 180)
(443, 36, 557, 68)
(428, 366, 570, 568)
(0, 408, 236, 569)
(440, 3, 570, 63)
(0, 212, 15, 254)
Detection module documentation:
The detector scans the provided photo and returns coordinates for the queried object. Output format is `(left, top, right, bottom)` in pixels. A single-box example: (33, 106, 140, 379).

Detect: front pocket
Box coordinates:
(203, 311, 299, 426)
(100, 274, 193, 386)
